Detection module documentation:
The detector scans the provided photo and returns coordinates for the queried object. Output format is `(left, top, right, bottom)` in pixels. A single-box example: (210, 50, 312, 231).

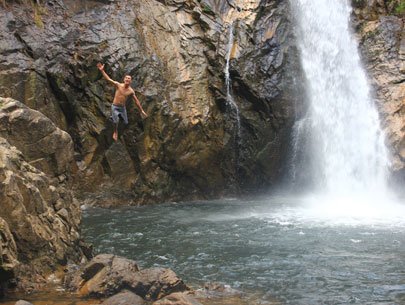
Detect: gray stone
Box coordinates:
(15, 301, 34, 305)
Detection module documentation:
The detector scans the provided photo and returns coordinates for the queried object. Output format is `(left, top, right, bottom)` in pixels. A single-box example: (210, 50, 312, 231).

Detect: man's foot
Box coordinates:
(113, 131, 118, 142)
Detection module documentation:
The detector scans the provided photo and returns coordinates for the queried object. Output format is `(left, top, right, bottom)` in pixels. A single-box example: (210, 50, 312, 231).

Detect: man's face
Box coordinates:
(124, 75, 132, 85)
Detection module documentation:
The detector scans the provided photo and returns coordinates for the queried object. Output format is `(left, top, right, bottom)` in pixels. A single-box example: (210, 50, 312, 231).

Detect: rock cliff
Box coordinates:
(352, 0, 405, 185)
(0, 0, 299, 205)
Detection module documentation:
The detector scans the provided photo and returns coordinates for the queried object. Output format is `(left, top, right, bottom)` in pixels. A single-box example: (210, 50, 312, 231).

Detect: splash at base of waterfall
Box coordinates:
(266, 192, 405, 227)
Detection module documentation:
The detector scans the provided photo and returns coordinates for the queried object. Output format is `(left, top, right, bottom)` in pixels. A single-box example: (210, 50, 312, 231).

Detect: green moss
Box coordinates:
(202, 4, 215, 16)
(394, 0, 405, 14)
(33, 5, 44, 28)
(386, 0, 405, 15)
(24, 72, 40, 108)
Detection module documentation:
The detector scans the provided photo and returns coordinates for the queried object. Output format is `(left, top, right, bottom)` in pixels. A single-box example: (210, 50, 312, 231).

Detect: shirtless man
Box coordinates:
(97, 62, 147, 141)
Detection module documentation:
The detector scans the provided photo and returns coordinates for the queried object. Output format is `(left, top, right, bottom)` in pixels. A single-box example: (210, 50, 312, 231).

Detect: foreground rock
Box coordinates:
(0, 137, 85, 293)
(0, 98, 87, 293)
(65, 254, 188, 301)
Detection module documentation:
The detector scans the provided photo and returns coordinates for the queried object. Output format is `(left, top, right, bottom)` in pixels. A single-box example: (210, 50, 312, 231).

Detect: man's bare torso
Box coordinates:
(113, 84, 134, 106)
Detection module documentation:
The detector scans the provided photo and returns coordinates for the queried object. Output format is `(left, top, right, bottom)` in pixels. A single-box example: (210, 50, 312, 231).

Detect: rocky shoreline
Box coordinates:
(5, 255, 249, 305)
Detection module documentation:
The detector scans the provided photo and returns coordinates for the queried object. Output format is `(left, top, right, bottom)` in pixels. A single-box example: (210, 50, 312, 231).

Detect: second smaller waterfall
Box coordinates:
(224, 23, 242, 162)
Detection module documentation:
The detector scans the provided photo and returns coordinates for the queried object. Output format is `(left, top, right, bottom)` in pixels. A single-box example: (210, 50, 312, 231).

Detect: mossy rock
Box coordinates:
(201, 4, 215, 16)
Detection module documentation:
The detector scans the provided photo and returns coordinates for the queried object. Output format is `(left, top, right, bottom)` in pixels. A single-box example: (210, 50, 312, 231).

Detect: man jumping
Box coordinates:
(97, 62, 147, 141)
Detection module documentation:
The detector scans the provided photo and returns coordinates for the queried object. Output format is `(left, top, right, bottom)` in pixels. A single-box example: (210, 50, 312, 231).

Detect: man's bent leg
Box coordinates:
(111, 105, 120, 142)
(113, 123, 118, 141)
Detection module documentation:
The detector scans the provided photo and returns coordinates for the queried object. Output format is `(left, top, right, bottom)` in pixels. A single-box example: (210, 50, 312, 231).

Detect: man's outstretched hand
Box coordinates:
(97, 62, 104, 71)
(141, 110, 148, 119)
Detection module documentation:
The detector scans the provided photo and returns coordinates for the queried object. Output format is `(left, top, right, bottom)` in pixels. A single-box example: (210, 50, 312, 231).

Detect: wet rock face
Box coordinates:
(352, 1, 405, 184)
(230, 1, 302, 189)
(0, 136, 84, 292)
(0, 0, 299, 204)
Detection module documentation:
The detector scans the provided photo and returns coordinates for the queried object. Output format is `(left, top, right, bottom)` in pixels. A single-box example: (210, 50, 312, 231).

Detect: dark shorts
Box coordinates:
(111, 104, 128, 125)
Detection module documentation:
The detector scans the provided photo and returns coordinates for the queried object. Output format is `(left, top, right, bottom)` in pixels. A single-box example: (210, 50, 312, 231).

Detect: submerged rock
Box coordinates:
(197, 282, 243, 298)
(152, 292, 203, 305)
(101, 290, 145, 305)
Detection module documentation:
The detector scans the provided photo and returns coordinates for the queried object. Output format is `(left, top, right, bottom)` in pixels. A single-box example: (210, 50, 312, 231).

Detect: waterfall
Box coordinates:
(224, 23, 241, 160)
(290, 0, 390, 197)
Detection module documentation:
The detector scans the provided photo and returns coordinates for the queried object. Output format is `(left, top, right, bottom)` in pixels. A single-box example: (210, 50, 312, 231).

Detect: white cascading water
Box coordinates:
(224, 23, 241, 151)
(287, 0, 404, 223)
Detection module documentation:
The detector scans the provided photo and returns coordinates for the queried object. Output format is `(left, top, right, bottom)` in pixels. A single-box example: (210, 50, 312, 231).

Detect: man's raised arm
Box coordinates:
(97, 63, 119, 87)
